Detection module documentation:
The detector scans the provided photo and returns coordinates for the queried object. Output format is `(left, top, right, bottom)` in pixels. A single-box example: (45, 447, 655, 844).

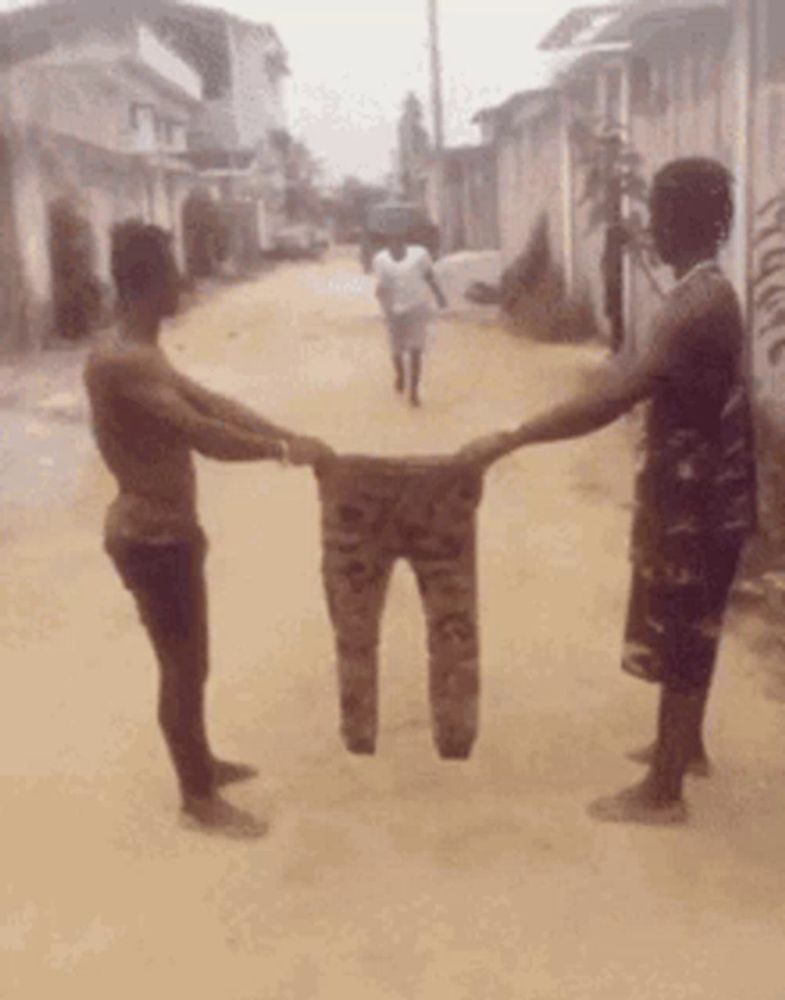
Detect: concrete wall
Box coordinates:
(622, 10, 740, 353)
(426, 146, 499, 255)
(496, 101, 566, 287)
(749, 0, 785, 405)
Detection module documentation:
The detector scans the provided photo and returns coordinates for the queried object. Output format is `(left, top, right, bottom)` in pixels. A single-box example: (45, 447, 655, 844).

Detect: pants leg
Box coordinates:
(407, 472, 483, 759)
(317, 471, 396, 754)
(322, 548, 393, 754)
(108, 539, 213, 799)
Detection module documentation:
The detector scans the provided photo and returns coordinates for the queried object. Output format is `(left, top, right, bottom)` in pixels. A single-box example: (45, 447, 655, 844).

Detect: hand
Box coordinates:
(286, 435, 334, 467)
(456, 431, 515, 467)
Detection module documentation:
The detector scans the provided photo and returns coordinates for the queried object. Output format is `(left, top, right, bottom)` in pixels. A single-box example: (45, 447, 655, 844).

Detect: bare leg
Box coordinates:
(112, 541, 265, 839)
(589, 686, 699, 825)
(627, 680, 711, 778)
(393, 352, 406, 394)
(409, 350, 423, 407)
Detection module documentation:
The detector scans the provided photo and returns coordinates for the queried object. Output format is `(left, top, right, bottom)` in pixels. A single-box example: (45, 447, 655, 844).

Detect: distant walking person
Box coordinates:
(373, 233, 448, 407)
(84, 221, 331, 839)
(458, 158, 757, 825)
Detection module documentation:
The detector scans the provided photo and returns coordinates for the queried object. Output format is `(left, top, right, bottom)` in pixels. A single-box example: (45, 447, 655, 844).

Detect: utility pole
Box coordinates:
(427, 0, 445, 152)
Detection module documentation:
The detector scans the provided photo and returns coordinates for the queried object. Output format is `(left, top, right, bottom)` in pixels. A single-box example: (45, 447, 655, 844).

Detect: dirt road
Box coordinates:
(2, 253, 785, 999)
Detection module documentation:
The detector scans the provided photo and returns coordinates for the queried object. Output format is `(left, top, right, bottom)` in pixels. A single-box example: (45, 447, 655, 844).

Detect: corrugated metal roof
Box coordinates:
(539, 3, 628, 50)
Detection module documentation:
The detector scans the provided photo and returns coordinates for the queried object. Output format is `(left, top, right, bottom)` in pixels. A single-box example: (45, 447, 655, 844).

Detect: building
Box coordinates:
(0, 1, 203, 349)
(153, 3, 291, 261)
(423, 143, 500, 256)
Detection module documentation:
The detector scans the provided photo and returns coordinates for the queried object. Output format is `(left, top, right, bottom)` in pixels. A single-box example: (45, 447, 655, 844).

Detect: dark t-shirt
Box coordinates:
(631, 262, 757, 587)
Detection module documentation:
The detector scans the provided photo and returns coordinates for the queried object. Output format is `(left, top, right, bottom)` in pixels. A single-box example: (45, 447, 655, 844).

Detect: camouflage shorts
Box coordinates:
(622, 541, 743, 694)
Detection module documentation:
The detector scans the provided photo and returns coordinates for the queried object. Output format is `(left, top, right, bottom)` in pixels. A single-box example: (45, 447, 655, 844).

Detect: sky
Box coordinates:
(0, 0, 582, 182)
(218, 0, 573, 182)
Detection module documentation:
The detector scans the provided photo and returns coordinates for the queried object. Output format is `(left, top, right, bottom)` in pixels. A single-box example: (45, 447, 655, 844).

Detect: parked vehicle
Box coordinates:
(360, 202, 439, 272)
(273, 225, 330, 261)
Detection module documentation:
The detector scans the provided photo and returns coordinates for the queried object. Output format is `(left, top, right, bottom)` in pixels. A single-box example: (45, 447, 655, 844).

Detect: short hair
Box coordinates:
(651, 158, 734, 253)
(111, 220, 174, 302)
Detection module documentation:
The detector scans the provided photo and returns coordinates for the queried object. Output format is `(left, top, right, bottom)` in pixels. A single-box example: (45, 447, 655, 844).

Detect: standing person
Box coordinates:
(458, 158, 757, 825)
(373, 233, 448, 407)
(84, 221, 331, 839)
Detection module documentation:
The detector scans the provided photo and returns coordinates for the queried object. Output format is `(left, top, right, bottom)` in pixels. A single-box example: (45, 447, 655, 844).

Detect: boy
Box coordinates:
(85, 221, 331, 838)
(458, 159, 757, 825)
(373, 232, 448, 407)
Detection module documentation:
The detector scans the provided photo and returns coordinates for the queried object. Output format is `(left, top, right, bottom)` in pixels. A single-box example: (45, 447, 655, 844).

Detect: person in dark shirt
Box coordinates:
(458, 158, 757, 825)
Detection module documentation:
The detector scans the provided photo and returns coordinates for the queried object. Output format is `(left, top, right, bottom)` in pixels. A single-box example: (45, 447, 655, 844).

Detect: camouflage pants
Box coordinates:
(622, 539, 743, 694)
(316, 457, 483, 759)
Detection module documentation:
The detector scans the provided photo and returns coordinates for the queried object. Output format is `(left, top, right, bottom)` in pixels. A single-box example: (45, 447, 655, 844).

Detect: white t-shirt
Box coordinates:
(372, 245, 434, 316)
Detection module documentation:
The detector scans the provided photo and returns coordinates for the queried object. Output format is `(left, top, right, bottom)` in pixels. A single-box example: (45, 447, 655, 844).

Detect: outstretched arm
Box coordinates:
(173, 371, 296, 441)
(492, 366, 647, 452)
(122, 375, 287, 461)
(106, 358, 328, 464)
(458, 298, 688, 465)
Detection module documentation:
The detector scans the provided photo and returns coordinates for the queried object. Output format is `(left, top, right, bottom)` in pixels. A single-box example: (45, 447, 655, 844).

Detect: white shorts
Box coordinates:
(385, 306, 431, 353)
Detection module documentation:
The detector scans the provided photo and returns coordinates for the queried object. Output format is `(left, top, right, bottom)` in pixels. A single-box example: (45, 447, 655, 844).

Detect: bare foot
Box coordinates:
(181, 794, 268, 839)
(587, 781, 688, 826)
(211, 758, 259, 788)
(627, 741, 712, 778)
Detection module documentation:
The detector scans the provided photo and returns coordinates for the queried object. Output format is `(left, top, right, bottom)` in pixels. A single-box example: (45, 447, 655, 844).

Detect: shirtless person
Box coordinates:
(85, 221, 331, 838)
(459, 159, 757, 825)
(373, 233, 448, 407)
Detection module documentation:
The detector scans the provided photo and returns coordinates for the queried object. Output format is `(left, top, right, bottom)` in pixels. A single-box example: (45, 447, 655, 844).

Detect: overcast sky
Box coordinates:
(219, 0, 572, 182)
(1, 0, 581, 182)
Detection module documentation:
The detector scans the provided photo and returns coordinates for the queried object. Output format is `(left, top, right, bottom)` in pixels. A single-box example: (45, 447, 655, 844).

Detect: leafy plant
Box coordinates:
(570, 117, 664, 348)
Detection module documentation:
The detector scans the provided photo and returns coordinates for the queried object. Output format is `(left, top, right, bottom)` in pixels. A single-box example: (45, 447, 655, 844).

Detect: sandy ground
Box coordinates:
(2, 251, 785, 999)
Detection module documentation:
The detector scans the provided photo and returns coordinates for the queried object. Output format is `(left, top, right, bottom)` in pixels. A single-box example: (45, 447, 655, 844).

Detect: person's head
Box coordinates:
(385, 231, 407, 260)
(649, 158, 734, 268)
(111, 220, 180, 325)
